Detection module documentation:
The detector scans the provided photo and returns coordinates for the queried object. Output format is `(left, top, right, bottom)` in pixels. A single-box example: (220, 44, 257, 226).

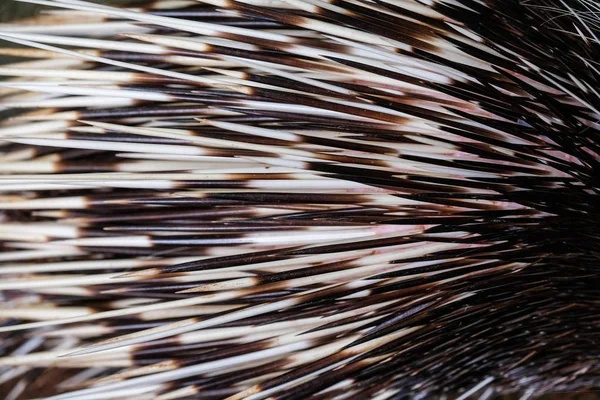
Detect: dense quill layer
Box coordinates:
(0, 0, 599, 399)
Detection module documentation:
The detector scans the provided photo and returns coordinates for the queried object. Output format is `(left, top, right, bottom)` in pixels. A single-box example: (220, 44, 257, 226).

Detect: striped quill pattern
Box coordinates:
(0, 0, 599, 399)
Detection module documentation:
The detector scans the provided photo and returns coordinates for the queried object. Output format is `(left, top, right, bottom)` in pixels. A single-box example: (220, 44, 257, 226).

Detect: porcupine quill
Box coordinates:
(0, 0, 598, 399)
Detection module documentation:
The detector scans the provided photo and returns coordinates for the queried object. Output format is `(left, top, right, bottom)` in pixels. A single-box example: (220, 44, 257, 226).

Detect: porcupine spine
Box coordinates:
(0, 0, 599, 399)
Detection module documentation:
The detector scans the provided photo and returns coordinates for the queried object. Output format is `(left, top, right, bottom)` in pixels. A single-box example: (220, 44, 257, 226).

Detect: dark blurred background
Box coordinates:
(0, 2, 43, 23)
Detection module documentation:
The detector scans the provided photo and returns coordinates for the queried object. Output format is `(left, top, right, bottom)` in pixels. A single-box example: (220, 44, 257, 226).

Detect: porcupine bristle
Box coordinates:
(0, 0, 598, 399)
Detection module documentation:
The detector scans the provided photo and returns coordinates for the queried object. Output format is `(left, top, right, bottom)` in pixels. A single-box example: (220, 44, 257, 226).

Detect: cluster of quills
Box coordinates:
(0, 0, 598, 399)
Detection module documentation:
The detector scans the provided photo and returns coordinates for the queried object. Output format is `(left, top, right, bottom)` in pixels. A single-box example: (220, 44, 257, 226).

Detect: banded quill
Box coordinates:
(0, 0, 598, 399)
